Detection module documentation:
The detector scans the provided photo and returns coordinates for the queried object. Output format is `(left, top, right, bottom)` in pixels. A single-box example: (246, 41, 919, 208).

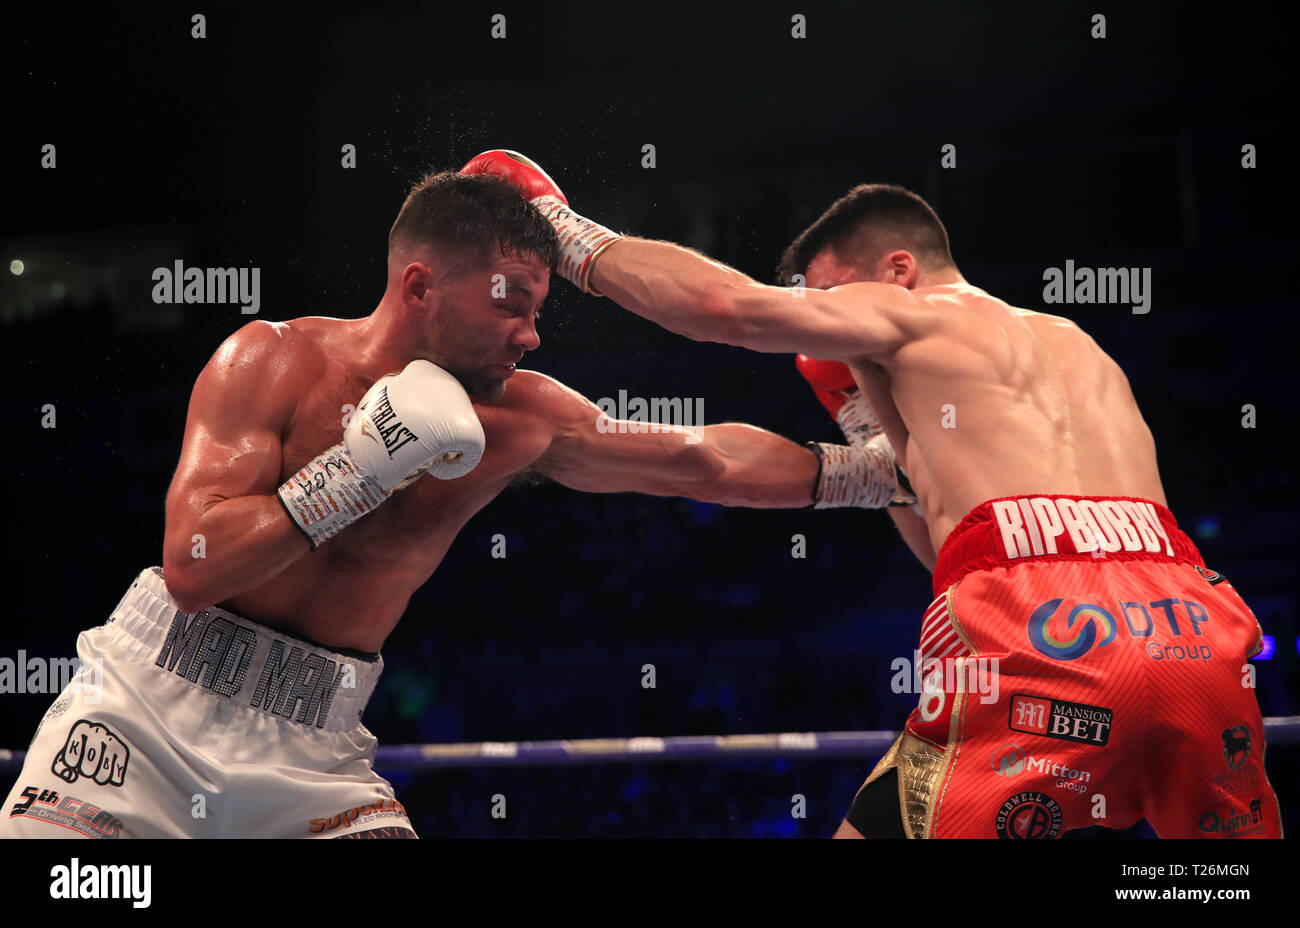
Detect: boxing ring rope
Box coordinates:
(4, 718, 1299, 772)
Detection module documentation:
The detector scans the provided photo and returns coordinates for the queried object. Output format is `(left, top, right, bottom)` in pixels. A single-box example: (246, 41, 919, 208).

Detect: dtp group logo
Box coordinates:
(1026, 596, 1213, 663)
(1026, 599, 1116, 661)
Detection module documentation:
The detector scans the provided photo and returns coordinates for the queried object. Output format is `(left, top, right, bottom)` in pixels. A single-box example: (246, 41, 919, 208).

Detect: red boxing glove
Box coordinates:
(460, 150, 568, 204)
(460, 149, 620, 295)
(795, 354, 857, 418)
(797, 355, 917, 508)
(796, 354, 884, 447)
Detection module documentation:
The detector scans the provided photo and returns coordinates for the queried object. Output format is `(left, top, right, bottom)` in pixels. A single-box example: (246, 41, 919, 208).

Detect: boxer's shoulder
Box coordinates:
(478, 368, 599, 449)
(1017, 310, 1120, 373)
(492, 369, 585, 416)
(212, 318, 321, 362)
(208, 319, 327, 382)
(194, 320, 328, 426)
(446, 369, 567, 475)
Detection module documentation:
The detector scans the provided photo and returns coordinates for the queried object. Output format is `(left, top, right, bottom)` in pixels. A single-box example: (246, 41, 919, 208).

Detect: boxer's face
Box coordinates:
(803, 249, 865, 290)
(804, 247, 917, 289)
(428, 250, 550, 401)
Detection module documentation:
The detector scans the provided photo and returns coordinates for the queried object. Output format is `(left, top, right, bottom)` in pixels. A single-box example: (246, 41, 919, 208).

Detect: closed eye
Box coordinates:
(494, 301, 541, 322)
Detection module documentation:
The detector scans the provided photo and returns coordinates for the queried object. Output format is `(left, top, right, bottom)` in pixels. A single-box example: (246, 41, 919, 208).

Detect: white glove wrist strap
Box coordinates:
(530, 195, 621, 295)
(277, 442, 387, 548)
(809, 441, 900, 510)
(834, 392, 885, 447)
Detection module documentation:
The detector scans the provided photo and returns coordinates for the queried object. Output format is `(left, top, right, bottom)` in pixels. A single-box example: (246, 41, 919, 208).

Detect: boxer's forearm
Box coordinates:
(547, 419, 818, 507)
(687, 424, 818, 508)
(162, 496, 311, 612)
(591, 238, 768, 345)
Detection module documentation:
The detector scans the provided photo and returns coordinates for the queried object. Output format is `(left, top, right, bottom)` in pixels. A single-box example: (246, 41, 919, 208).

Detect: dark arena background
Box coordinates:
(2, 0, 1296, 865)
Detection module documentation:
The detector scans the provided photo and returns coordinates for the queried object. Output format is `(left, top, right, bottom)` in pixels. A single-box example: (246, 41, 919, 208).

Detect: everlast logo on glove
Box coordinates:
(364, 385, 422, 457)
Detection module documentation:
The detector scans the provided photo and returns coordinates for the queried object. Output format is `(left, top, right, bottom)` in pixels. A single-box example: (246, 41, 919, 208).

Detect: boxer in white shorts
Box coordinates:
(2, 169, 910, 838)
(7, 569, 408, 838)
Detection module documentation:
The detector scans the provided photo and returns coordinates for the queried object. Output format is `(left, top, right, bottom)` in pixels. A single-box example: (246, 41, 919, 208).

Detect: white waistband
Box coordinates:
(107, 568, 382, 732)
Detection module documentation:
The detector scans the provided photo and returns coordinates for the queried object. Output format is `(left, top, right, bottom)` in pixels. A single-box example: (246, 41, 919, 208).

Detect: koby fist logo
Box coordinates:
(51, 720, 130, 787)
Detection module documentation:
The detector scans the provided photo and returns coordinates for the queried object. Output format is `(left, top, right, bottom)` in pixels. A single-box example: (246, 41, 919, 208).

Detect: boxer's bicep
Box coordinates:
(527, 377, 712, 494)
(165, 324, 304, 536)
(534, 411, 698, 495)
(728, 281, 920, 362)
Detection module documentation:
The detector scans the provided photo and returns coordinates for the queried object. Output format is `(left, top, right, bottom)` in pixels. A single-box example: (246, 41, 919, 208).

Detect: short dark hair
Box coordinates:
(775, 183, 954, 285)
(388, 170, 558, 271)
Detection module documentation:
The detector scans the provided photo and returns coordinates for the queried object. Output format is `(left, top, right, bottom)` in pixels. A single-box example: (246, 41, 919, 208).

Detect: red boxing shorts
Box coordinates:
(848, 495, 1283, 838)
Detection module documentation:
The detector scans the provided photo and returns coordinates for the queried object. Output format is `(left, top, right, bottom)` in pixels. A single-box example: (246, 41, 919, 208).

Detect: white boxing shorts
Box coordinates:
(0, 567, 416, 838)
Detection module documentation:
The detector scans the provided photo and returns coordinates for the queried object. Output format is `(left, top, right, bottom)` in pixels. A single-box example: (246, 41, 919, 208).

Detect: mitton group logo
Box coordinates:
(1026, 596, 1212, 663)
(989, 743, 1092, 793)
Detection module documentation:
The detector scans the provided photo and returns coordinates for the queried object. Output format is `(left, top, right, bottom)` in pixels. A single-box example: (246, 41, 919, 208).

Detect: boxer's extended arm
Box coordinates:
(590, 238, 920, 362)
(457, 151, 926, 363)
(531, 378, 815, 506)
(524, 373, 901, 509)
(163, 323, 314, 612)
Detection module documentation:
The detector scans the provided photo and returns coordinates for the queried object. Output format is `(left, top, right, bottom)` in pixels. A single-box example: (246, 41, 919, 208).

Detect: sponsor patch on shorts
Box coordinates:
(9, 785, 124, 838)
(1198, 797, 1266, 836)
(1194, 565, 1226, 585)
(989, 743, 1093, 794)
(1210, 765, 1258, 799)
(333, 825, 417, 839)
(1009, 693, 1113, 746)
(51, 720, 130, 787)
(1221, 724, 1250, 770)
(308, 798, 408, 834)
(995, 791, 1063, 839)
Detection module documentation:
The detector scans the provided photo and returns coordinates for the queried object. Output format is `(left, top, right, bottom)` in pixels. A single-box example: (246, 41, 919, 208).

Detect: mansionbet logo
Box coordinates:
(1026, 596, 1213, 662)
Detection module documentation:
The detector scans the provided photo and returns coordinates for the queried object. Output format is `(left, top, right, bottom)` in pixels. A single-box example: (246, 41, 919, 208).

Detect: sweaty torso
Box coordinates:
(852, 283, 1165, 552)
(220, 319, 558, 651)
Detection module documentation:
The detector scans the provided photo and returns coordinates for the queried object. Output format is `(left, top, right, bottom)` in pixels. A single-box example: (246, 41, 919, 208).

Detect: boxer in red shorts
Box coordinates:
(464, 151, 1283, 838)
(843, 493, 1276, 837)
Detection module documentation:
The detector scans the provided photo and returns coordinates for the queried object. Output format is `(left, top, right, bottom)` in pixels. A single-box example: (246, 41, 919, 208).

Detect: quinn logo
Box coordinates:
(1027, 598, 1117, 661)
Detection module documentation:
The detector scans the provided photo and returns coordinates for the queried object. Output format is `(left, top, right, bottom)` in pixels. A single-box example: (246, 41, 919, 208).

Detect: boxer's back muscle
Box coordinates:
(863, 285, 1165, 550)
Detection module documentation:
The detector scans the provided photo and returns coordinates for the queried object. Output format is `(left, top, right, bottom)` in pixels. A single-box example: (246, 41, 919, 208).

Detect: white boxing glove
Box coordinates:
(278, 360, 486, 547)
(348, 360, 485, 487)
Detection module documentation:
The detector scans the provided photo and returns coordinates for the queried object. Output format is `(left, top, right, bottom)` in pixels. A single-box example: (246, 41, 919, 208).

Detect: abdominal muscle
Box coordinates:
(220, 480, 484, 652)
